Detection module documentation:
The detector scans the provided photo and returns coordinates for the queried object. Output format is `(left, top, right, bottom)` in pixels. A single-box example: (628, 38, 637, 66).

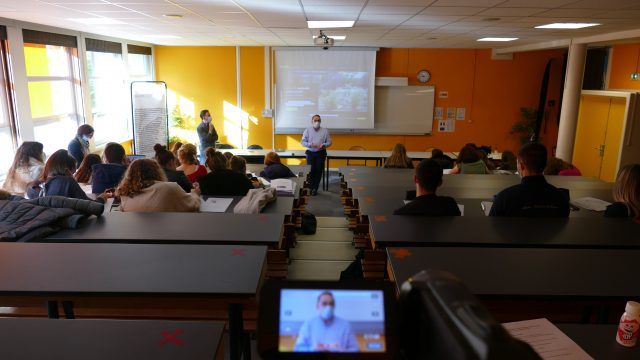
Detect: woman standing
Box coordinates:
(68, 124, 94, 166)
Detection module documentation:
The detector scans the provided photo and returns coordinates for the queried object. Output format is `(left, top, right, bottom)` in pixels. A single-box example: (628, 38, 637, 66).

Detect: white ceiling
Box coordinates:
(1, 0, 640, 48)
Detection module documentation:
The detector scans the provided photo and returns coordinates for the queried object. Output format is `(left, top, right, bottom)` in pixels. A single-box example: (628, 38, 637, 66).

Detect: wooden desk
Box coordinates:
(372, 216, 639, 249)
(0, 318, 225, 360)
(0, 242, 266, 360)
(386, 246, 638, 322)
(45, 212, 283, 247)
(557, 324, 640, 360)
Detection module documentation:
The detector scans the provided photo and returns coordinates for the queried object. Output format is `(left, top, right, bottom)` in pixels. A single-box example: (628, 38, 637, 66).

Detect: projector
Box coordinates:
(314, 30, 334, 49)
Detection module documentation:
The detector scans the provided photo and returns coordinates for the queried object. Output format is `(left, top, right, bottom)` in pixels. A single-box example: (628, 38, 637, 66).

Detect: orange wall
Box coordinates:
(276, 48, 565, 154)
(155, 46, 565, 155)
(609, 44, 640, 90)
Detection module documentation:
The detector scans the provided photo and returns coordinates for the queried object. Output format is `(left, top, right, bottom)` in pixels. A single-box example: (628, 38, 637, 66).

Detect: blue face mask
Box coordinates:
(313, 121, 321, 129)
(320, 305, 334, 320)
(82, 135, 91, 142)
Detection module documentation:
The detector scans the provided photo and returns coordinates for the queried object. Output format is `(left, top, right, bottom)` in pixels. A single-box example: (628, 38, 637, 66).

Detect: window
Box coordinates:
(86, 38, 128, 145)
(23, 29, 83, 156)
(127, 44, 153, 82)
(0, 26, 17, 179)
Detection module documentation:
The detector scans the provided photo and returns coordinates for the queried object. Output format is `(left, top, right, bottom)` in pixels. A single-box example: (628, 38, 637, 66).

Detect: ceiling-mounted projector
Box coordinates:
(314, 30, 334, 49)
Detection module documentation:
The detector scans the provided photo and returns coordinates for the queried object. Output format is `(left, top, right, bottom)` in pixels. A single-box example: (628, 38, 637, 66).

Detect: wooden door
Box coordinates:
(600, 97, 626, 182)
(572, 95, 609, 178)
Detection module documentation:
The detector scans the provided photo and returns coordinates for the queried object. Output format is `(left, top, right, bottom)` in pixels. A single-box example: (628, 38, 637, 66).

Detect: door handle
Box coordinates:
(597, 144, 605, 157)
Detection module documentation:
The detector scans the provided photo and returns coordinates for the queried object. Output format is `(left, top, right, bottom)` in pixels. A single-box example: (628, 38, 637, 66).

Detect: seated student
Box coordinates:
(74, 154, 101, 184)
(260, 152, 296, 179)
(223, 151, 234, 161)
(499, 150, 517, 171)
(117, 159, 201, 212)
(544, 157, 582, 176)
(384, 143, 414, 169)
(33, 149, 109, 201)
(393, 159, 461, 216)
(449, 145, 489, 174)
(489, 143, 569, 217)
(604, 164, 639, 221)
(430, 148, 454, 169)
(176, 143, 208, 183)
(171, 141, 183, 165)
(199, 149, 253, 196)
(92, 142, 127, 194)
(229, 155, 261, 188)
(2, 141, 45, 197)
(478, 148, 496, 171)
(153, 144, 192, 193)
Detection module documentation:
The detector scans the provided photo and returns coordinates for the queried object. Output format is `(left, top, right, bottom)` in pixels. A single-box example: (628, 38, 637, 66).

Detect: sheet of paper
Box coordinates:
(481, 201, 493, 216)
(503, 318, 593, 360)
(570, 197, 611, 212)
(457, 204, 464, 216)
(199, 197, 233, 213)
(271, 179, 294, 194)
(102, 198, 114, 216)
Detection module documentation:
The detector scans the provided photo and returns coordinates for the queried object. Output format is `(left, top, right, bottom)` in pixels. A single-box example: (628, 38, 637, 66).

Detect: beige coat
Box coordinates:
(119, 181, 200, 212)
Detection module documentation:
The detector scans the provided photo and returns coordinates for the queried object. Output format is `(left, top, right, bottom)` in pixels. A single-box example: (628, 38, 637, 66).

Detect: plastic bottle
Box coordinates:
(616, 301, 640, 347)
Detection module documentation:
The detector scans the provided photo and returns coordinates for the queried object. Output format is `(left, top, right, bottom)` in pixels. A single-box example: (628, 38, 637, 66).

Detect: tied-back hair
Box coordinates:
(171, 142, 183, 157)
(76, 124, 94, 137)
(6, 141, 44, 181)
(41, 149, 76, 181)
(154, 143, 175, 168)
(116, 159, 167, 198)
(613, 164, 640, 220)
(386, 143, 412, 168)
(264, 151, 282, 166)
(205, 148, 228, 171)
(177, 143, 199, 165)
(74, 154, 102, 183)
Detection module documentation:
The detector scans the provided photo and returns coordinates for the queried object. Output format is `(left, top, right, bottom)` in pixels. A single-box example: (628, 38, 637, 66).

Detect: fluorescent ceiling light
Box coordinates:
(313, 35, 346, 40)
(68, 18, 125, 25)
(535, 23, 600, 29)
(307, 21, 354, 29)
(477, 37, 518, 42)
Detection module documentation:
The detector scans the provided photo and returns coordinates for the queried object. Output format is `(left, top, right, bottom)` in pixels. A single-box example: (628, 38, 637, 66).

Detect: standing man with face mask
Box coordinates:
(197, 109, 218, 164)
(301, 114, 332, 196)
(294, 291, 358, 352)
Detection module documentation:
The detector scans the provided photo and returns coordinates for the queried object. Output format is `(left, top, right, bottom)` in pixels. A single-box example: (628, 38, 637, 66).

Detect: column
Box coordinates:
(556, 42, 587, 161)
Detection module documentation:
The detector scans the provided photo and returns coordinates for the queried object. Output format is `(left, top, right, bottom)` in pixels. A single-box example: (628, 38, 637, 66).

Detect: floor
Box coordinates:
(288, 170, 359, 281)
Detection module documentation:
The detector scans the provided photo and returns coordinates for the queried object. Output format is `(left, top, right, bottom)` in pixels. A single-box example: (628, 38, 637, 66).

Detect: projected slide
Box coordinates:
(275, 50, 377, 131)
(278, 289, 386, 353)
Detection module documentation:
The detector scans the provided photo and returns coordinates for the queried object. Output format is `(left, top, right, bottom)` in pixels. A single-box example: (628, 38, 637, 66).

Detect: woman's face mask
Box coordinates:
(313, 121, 321, 129)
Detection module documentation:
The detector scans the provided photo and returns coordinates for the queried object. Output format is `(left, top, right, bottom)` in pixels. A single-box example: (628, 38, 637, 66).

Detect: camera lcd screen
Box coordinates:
(278, 289, 386, 353)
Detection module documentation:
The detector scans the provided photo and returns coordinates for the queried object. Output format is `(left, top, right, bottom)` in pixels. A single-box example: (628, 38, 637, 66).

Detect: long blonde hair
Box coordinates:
(116, 159, 167, 197)
(613, 164, 640, 219)
(385, 143, 412, 168)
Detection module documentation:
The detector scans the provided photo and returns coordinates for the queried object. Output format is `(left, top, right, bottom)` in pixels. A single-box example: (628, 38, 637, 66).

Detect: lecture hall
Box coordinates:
(0, 0, 639, 359)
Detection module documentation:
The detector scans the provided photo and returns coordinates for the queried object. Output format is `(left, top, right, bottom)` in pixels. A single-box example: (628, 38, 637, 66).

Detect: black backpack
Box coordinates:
(300, 212, 317, 235)
(340, 249, 365, 281)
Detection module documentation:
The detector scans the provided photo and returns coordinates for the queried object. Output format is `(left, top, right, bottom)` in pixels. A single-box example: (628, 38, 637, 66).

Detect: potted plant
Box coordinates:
(511, 107, 537, 145)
